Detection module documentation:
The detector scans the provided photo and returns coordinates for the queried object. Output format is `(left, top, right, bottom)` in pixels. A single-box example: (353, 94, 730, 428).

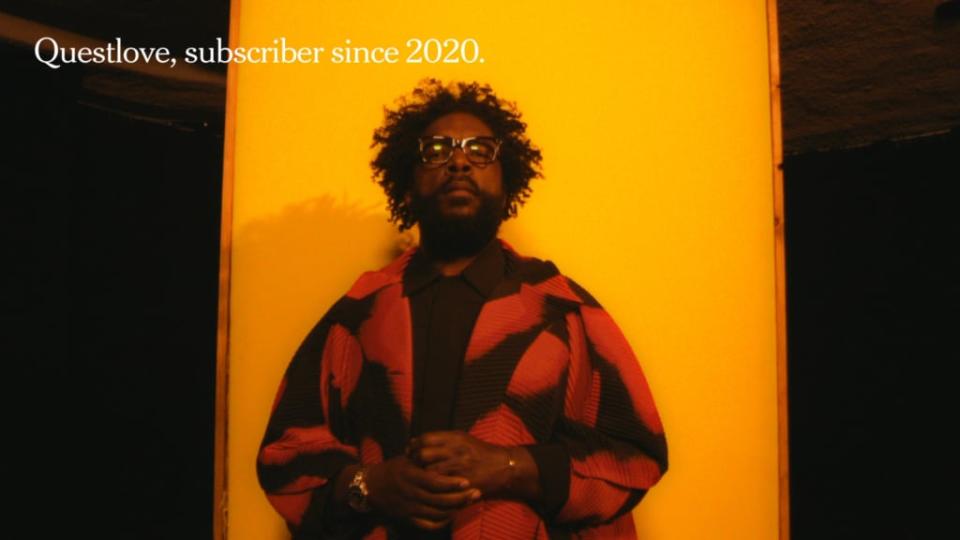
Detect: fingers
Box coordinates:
(403, 486, 480, 524)
(408, 432, 470, 468)
(410, 517, 452, 531)
(407, 500, 454, 522)
(415, 445, 460, 465)
(407, 466, 471, 493)
(425, 459, 463, 475)
(383, 453, 484, 529)
(411, 486, 482, 510)
(403, 488, 480, 516)
(413, 431, 464, 449)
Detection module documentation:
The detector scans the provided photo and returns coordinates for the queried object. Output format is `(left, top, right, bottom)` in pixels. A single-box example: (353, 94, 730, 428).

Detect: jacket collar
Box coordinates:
(402, 237, 506, 298)
(346, 237, 589, 309)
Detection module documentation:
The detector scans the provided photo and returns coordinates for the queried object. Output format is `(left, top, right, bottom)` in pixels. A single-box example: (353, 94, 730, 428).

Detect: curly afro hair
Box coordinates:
(371, 79, 543, 231)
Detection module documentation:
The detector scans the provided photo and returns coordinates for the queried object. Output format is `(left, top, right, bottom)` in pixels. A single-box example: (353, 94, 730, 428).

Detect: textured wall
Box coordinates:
(779, 0, 960, 153)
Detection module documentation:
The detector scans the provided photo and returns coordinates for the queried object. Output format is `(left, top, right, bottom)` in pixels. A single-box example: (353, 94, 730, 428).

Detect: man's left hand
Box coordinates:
(407, 431, 518, 499)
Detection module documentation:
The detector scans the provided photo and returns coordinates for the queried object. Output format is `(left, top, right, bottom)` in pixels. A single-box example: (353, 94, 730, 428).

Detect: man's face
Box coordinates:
(408, 112, 506, 259)
(411, 112, 505, 219)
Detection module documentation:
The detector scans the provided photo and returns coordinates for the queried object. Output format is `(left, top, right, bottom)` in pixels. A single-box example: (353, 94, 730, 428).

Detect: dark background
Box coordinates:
(3, 2, 227, 538)
(3, 1, 958, 538)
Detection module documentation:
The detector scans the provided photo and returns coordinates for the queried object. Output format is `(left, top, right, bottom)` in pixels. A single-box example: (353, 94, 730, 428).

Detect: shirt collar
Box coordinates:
(403, 237, 506, 298)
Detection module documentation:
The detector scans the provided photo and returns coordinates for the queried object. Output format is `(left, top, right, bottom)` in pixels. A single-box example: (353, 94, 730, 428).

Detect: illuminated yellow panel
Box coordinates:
(223, 1, 783, 539)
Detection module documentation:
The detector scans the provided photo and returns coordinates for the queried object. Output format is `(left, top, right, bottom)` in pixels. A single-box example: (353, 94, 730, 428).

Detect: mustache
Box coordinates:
(440, 176, 479, 194)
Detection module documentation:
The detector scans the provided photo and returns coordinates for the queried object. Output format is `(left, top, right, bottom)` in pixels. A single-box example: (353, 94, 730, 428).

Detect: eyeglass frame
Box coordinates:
(417, 135, 503, 166)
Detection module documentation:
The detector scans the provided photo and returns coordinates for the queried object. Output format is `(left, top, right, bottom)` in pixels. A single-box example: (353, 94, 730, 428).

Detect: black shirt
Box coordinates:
(405, 237, 507, 436)
(404, 239, 568, 525)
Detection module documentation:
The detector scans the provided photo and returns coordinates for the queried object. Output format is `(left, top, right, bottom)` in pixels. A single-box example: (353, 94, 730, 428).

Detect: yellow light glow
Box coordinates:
(223, 1, 783, 539)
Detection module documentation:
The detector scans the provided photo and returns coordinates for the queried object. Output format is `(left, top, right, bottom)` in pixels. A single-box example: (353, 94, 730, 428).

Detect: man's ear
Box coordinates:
(404, 192, 412, 206)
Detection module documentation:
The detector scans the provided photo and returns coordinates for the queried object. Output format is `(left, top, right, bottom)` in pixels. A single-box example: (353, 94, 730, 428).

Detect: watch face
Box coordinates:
(348, 480, 368, 512)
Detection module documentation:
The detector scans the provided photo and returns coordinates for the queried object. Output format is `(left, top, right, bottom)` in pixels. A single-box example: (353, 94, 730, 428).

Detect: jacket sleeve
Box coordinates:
(256, 309, 368, 536)
(552, 304, 669, 526)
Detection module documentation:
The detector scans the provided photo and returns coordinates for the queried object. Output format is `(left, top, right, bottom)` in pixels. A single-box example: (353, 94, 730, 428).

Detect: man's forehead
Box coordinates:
(421, 112, 495, 137)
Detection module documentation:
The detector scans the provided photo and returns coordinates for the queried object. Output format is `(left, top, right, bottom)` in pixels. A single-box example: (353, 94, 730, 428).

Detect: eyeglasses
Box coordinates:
(418, 136, 502, 166)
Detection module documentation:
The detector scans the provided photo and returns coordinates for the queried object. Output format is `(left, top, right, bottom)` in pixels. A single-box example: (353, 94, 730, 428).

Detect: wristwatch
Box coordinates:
(346, 467, 371, 513)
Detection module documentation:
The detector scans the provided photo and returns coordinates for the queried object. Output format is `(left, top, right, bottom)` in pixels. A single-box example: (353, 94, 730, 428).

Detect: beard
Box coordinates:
(410, 187, 505, 261)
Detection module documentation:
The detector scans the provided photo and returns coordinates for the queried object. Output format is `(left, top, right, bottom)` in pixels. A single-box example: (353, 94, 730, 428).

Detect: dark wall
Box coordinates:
(779, 2, 960, 537)
(4, 21, 224, 540)
(784, 130, 959, 539)
(779, 0, 960, 153)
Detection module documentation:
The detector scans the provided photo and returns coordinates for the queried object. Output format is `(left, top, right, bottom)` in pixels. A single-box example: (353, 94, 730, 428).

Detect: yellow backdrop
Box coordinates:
(222, 1, 783, 539)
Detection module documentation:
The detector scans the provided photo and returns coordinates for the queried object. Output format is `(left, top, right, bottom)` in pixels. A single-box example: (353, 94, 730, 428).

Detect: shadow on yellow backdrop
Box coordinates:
(219, 1, 786, 539)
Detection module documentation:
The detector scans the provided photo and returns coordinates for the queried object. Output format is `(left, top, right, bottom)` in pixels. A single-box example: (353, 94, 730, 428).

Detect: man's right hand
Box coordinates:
(365, 455, 482, 530)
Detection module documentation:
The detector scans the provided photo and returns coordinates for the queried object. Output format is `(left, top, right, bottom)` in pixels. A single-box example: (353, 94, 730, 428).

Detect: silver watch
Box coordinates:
(346, 467, 371, 513)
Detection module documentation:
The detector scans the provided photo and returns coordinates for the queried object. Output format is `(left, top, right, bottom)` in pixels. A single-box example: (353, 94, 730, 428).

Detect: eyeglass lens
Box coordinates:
(421, 137, 498, 164)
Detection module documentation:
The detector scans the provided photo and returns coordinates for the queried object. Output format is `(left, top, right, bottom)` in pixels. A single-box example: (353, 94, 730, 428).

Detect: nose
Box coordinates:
(446, 146, 472, 172)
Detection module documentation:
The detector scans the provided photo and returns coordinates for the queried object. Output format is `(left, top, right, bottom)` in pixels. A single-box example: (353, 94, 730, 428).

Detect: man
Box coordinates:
(257, 80, 668, 539)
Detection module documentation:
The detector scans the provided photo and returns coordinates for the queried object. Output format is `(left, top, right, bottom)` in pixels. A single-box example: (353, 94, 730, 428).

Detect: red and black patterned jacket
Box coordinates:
(257, 239, 668, 539)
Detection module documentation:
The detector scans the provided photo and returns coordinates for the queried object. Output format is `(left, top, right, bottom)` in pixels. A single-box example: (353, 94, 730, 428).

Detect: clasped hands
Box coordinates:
(365, 431, 521, 531)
